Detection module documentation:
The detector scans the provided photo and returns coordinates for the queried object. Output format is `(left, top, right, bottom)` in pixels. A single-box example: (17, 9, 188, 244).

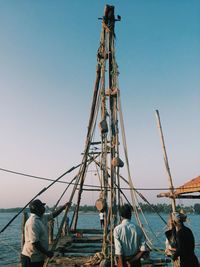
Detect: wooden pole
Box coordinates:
(43, 205, 70, 267)
(155, 110, 176, 212)
(48, 220, 54, 244)
(71, 50, 102, 231)
(155, 110, 180, 267)
(99, 17, 109, 258)
(107, 6, 118, 267)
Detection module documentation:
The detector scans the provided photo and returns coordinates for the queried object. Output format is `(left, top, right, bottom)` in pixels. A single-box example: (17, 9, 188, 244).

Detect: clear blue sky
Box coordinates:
(0, 0, 199, 208)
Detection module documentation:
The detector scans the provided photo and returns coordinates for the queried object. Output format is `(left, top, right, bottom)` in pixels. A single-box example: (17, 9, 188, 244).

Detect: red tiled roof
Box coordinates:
(157, 175, 200, 198)
(175, 175, 200, 195)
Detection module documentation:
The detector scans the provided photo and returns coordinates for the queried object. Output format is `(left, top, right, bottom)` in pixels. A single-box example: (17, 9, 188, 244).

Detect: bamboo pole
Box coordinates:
(155, 110, 180, 267)
(100, 25, 109, 258)
(71, 42, 102, 230)
(48, 220, 54, 245)
(43, 205, 71, 267)
(155, 110, 176, 212)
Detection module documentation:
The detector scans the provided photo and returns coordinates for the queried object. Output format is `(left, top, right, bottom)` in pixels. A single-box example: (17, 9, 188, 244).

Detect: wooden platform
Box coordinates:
(6, 229, 171, 267)
(54, 229, 103, 257)
(6, 257, 171, 267)
(49, 229, 171, 267)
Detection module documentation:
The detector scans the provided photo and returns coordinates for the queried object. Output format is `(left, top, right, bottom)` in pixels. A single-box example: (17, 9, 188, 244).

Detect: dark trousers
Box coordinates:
(21, 254, 44, 267)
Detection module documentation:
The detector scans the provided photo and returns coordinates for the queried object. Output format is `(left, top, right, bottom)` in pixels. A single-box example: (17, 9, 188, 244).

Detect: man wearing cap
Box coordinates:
(171, 212, 199, 267)
(113, 204, 147, 267)
(21, 199, 70, 267)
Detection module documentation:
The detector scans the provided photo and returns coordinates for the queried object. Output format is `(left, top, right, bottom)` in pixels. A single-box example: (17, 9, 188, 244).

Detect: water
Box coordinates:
(0, 212, 200, 267)
(0, 212, 100, 266)
(0, 213, 22, 266)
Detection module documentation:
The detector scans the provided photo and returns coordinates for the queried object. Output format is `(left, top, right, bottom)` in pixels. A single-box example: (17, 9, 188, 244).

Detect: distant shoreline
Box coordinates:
(0, 208, 29, 213)
(1, 203, 200, 214)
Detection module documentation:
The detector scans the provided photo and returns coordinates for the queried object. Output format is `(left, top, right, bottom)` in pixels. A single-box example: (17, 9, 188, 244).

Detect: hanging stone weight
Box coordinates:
(105, 87, 118, 96)
(111, 157, 124, 168)
(105, 88, 112, 96)
(95, 198, 106, 212)
(99, 119, 108, 134)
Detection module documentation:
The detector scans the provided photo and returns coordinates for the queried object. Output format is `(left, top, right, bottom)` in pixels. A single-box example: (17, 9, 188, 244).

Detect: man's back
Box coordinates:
(22, 213, 52, 262)
(114, 219, 145, 257)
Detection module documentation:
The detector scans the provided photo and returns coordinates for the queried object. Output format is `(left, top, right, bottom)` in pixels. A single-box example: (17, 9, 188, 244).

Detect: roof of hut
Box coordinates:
(157, 175, 200, 199)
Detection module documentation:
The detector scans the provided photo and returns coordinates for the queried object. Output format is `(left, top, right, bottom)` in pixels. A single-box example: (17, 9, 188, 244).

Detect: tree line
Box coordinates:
(1, 203, 200, 214)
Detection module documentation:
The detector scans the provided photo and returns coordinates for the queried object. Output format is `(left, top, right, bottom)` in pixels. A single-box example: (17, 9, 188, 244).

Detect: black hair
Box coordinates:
(119, 204, 132, 219)
(29, 199, 45, 215)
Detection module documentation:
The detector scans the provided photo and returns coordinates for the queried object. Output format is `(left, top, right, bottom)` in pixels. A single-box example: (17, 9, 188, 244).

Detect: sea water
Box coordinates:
(0, 212, 200, 267)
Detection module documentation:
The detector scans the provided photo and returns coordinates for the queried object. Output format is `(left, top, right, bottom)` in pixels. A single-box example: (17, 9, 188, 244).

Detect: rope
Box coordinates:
(117, 88, 170, 252)
(91, 156, 167, 229)
(108, 37, 145, 236)
(118, 89, 152, 245)
(1, 166, 200, 192)
(0, 162, 82, 234)
(53, 176, 77, 208)
(69, 74, 101, 225)
(0, 167, 67, 184)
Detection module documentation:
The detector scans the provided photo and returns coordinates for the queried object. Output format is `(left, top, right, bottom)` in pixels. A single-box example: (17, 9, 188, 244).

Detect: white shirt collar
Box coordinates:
(121, 218, 130, 224)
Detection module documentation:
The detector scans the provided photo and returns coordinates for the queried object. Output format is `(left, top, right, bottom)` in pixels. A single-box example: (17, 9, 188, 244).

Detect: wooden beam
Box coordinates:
(176, 195, 200, 199)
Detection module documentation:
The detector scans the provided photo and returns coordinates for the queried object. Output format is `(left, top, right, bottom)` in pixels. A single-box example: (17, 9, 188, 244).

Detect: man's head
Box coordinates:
(172, 212, 187, 225)
(119, 204, 132, 220)
(29, 199, 46, 217)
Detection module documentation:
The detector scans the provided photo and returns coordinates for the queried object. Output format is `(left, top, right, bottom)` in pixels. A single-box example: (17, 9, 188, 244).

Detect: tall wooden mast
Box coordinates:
(70, 5, 121, 264)
(97, 5, 121, 259)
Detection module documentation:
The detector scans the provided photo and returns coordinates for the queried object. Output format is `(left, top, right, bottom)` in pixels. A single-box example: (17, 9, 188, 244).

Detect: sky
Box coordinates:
(0, 0, 199, 208)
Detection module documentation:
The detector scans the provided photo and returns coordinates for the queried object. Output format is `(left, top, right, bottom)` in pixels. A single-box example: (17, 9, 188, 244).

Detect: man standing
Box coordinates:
(99, 211, 104, 229)
(171, 212, 199, 267)
(113, 204, 147, 267)
(21, 199, 70, 267)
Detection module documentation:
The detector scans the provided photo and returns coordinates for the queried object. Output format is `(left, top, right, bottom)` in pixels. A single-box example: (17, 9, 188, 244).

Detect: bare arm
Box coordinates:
(133, 251, 145, 261)
(52, 202, 71, 218)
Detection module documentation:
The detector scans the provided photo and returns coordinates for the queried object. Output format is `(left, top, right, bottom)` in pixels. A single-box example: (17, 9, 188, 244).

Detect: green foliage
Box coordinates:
(0, 203, 197, 213)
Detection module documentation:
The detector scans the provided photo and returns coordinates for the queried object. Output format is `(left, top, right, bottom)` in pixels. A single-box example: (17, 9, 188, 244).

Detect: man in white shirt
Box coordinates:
(21, 199, 70, 267)
(113, 204, 147, 267)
